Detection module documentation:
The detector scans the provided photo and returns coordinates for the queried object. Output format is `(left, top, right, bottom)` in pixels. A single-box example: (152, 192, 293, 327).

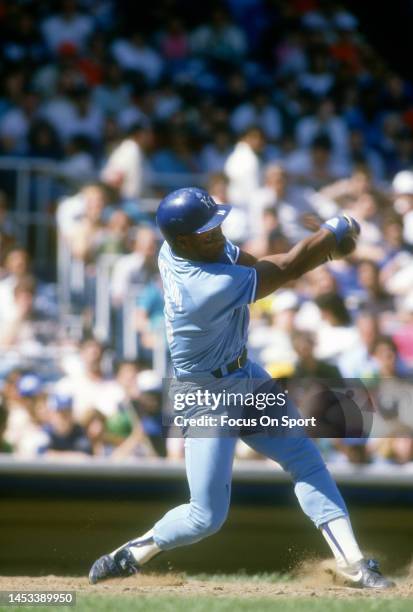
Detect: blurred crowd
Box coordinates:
(1, 0, 413, 466)
(2, 0, 413, 183)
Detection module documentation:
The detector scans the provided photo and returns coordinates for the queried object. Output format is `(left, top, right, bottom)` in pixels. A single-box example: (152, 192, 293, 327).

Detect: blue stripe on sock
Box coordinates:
(321, 522, 348, 565)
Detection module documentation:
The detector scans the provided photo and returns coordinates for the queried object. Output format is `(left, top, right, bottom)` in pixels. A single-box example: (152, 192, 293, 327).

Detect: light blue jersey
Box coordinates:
(158, 240, 257, 377)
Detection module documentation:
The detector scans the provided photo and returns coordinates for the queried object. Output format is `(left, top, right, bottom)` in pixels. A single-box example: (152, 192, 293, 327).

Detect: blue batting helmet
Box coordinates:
(156, 187, 231, 241)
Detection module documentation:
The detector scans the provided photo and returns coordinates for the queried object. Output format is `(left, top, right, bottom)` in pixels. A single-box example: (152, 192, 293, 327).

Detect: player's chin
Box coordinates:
(203, 244, 225, 261)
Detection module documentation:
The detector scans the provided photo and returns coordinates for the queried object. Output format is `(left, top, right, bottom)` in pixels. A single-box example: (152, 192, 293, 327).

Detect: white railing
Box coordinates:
(0, 155, 207, 376)
(0, 155, 208, 270)
(93, 253, 121, 342)
(56, 231, 168, 374)
(122, 289, 139, 359)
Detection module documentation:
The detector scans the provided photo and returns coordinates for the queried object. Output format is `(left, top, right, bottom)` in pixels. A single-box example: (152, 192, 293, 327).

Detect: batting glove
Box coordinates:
(321, 214, 360, 244)
(322, 214, 360, 260)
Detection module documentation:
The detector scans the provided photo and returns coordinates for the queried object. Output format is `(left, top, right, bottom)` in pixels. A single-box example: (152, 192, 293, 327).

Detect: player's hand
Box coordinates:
(321, 214, 360, 260)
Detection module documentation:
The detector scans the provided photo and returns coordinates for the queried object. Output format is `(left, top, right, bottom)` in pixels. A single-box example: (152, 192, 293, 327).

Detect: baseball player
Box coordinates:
(89, 187, 393, 588)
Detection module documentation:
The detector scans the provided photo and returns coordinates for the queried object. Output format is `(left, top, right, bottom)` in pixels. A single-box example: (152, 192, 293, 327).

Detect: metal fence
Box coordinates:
(57, 226, 168, 371)
(0, 156, 208, 272)
(0, 155, 198, 376)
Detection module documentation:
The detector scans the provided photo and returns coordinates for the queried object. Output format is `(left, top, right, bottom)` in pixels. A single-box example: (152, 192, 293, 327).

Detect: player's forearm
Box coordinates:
(254, 229, 335, 299)
(270, 228, 335, 276)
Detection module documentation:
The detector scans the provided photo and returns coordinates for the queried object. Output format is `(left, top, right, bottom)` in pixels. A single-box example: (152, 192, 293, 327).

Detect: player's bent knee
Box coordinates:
(189, 508, 228, 538)
(278, 438, 326, 480)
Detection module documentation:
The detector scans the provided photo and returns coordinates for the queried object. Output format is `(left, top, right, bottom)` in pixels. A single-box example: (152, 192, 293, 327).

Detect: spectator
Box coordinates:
(0, 397, 13, 453)
(67, 184, 107, 262)
(3, 10, 46, 66)
(391, 130, 413, 175)
(116, 83, 152, 133)
(0, 277, 57, 352)
(225, 125, 265, 208)
(28, 119, 62, 159)
(275, 31, 307, 77)
(0, 90, 40, 154)
(111, 33, 163, 85)
(299, 46, 334, 97)
(294, 266, 339, 332)
(39, 394, 92, 458)
(92, 62, 131, 116)
(110, 226, 158, 306)
(0, 230, 16, 269)
(137, 387, 166, 456)
(76, 31, 106, 87)
(381, 215, 411, 266)
(56, 338, 122, 421)
(103, 361, 162, 457)
(101, 121, 153, 200)
(266, 227, 291, 257)
(250, 164, 319, 242)
(368, 337, 413, 443)
(151, 128, 201, 175)
(82, 408, 112, 456)
(292, 330, 342, 378)
(345, 191, 384, 261)
(338, 312, 382, 378)
(345, 130, 385, 181)
(333, 439, 371, 465)
(97, 210, 130, 256)
(207, 171, 229, 205)
(381, 249, 413, 302)
(36, 68, 79, 138)
(152, 79, 182, 121)
(285, 135, 347, 188)
(295, 99, 349, 159)
(372, 336, 411, 380)
(41, 0, 94, 56)
(0, 247, 31, 321)
(392, 170, 413, 246)
(60, 85, 104, 145)
(60, 135, 95, 186)
(356, 260, 394, 315)
(250, 290, 299, 377)
(57, 182, 105, 240)
(158, 18, 190, 75)
(190, 7, 247, 68)
(372, 437, 413, 465)
(3, 373, 49, 457)
(59, 134, 95, 183)
(330, 27, 361, 73)
(104, 360, 139, 441)
(110, 419, 158, 459)
(316, 168, 376, 211)
(200, 126, 232, 173)
(313, 292, 358, 361)
(231, 88, 282, 142)
(393, 295, 413, 366)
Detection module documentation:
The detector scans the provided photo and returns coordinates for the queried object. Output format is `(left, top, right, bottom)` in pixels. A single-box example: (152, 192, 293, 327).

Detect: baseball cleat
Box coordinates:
(89, 547, 138, 584)
(338, 558, 395, 589)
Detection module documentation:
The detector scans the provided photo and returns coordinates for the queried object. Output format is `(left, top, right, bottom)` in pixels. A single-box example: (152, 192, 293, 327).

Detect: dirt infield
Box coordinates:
(1, 561, 413, 600)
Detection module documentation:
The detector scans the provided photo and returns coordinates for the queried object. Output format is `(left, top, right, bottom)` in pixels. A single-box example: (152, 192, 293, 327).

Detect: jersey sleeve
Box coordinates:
(191, 263, 257, 322)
